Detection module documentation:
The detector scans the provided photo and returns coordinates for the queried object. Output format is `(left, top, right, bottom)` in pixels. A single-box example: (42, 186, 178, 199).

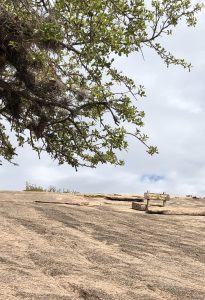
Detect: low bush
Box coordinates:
(24, 182, 78, 193)
(25, 182, 45, 192)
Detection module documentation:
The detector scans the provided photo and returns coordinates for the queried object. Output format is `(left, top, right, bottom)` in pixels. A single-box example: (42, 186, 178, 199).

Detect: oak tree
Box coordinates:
(0, 0, 202, 168)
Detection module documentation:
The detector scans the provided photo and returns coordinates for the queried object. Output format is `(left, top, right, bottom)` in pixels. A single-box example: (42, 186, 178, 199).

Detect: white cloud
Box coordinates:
(167, 97, 202, 114)
(30, 166, 69, 184)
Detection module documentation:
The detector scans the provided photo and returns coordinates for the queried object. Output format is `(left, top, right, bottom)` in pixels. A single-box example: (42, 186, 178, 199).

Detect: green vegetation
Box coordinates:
(0, 0, 203, 168)
(47, 185, 61, 193)
(24, 182, 77, 193)
(25, 182, 45, 192)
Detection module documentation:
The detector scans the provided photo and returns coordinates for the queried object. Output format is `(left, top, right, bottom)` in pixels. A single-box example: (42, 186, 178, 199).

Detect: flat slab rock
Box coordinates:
(0, 192, 204, 300)
(106, 195, 144, 201)
(147, 206, 205, 215)
(84, 193, 144, 201)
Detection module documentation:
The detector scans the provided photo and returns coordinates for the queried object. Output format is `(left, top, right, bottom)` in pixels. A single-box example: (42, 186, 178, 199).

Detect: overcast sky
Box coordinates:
(1, 9, 205, 196)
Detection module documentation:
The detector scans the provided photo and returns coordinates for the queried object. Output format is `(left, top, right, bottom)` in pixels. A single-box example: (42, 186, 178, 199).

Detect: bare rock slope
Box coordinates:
(0, 192, 204, 300)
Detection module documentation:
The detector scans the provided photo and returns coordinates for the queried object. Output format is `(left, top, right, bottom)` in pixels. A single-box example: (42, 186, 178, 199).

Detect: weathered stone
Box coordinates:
(132, 202, 146, 211)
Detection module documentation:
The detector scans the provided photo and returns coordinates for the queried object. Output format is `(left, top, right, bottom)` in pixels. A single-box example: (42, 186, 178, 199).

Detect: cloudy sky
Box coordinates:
(1, 8, 205, 196)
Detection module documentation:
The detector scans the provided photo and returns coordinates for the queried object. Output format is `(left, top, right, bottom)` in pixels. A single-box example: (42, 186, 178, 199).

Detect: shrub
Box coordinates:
(25, 182, 45, 192)
(24, 182, 79, 193)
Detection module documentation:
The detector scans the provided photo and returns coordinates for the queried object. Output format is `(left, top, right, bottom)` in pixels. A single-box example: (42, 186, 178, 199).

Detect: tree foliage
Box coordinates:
(0, 0, 203, 168)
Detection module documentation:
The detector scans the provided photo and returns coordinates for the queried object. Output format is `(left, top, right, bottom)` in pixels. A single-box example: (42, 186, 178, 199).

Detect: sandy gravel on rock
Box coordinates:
(0, 192, 204, 300)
